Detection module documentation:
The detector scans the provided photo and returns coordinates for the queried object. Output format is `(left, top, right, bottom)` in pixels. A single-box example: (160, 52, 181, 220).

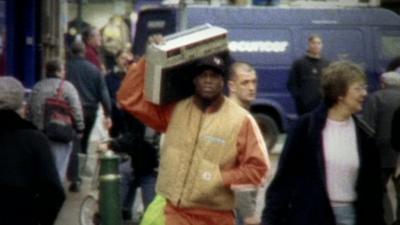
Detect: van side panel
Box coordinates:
(185, 6, 400, 131)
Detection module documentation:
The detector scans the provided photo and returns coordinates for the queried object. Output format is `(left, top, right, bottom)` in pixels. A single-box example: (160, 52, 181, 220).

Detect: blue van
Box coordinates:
(133, 5, 400, 145)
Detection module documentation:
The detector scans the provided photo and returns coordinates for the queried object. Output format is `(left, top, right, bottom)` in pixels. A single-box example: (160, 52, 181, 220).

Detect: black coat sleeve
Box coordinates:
(261, 117, 308, 225)
(287, 60, 300, 98)
(98, 73, 112, 117)
(392, 107, 400, 151)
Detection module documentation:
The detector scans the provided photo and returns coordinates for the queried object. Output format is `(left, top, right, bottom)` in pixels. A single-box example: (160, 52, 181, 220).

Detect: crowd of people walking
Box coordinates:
(1, 25, 400, 225)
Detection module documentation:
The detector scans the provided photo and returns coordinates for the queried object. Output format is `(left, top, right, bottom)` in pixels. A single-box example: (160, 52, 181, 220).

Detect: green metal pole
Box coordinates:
(99, 150, 123, 225)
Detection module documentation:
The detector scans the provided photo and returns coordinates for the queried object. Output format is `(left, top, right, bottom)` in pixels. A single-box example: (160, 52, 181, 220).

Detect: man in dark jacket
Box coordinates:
(287, 35, 330, 115)
(66, 41, 112, 191)
(0, 77, 65, 225)
(67, 41, 112, 154)
(363, 71, 400, 225)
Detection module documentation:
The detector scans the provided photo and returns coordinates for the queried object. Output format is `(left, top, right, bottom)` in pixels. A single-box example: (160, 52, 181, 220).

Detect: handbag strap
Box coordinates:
(55, 79, 65, 99)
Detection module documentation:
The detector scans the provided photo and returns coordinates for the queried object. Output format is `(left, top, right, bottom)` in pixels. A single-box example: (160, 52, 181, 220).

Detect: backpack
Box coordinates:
(43, 80, 74, 142)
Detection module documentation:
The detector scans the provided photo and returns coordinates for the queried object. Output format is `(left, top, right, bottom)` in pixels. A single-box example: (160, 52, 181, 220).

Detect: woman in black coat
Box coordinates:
(262, 61, 385, 225)
(0, 77, 65, 225)
(392, 106, 400, 152)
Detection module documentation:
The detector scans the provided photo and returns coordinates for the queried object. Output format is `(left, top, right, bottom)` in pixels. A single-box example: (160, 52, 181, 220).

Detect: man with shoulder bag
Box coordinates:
(28, 59, 85, 183)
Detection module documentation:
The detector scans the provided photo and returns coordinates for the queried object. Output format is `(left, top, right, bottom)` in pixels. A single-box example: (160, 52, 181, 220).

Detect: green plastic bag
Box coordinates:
(140, 195, 167, 225)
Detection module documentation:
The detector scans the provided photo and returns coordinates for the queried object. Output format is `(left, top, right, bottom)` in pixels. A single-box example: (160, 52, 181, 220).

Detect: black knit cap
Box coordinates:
(195, 55, 226, 77)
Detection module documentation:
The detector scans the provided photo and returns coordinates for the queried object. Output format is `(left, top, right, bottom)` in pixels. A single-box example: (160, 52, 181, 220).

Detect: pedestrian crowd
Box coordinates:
(1, 31, 400, 225)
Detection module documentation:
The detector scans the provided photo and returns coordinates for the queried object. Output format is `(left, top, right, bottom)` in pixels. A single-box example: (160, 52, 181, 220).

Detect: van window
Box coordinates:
(381, 35, 400, 60)
(376, 29, 400, 67)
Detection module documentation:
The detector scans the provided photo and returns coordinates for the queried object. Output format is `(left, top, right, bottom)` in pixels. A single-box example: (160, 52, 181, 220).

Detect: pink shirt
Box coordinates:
(323, 117, 360, 205)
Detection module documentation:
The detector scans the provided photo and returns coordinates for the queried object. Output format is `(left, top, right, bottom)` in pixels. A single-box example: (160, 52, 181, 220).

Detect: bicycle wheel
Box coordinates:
(80, 194, 100, 225)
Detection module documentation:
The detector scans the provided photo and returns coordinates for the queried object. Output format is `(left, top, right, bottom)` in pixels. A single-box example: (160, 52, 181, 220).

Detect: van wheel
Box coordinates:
(252, 113, 279, 152)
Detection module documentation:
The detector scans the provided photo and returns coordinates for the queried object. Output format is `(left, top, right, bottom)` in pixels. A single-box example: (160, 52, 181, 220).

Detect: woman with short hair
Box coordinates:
(262, 61, 385, 225)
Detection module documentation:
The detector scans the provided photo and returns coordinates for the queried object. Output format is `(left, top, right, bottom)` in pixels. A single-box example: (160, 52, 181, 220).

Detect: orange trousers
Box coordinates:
(164, 202, 235, 225)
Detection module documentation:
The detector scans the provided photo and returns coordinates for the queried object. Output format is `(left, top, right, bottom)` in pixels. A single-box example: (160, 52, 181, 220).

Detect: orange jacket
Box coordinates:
(117, 58, 270, 207)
